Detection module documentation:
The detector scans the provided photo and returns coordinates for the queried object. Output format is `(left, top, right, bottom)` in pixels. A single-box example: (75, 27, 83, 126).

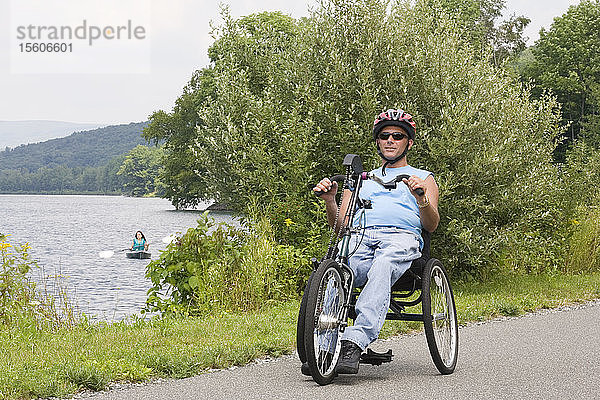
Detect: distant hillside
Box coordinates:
(0, 122, 148, 172)
(0, 120, 106, 150)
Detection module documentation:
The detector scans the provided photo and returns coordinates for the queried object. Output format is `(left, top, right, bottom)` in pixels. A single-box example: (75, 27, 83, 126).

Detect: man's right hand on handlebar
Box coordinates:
(313, 178, 338, 203)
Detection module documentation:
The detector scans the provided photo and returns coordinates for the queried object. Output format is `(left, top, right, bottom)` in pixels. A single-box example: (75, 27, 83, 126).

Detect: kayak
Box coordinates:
(126, 250, 151, 259)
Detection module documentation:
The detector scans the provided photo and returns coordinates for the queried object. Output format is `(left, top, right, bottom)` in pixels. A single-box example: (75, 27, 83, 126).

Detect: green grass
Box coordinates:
(566, 207, 600, 273)
(2, 272, 600, 399)
(453, 272, 600, 321)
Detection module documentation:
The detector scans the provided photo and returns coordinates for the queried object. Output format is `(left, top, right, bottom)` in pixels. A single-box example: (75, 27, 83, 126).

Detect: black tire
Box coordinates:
(296, 272, 313, 364)
(422, 258, 458, 374)
(303, 259, 346, 385)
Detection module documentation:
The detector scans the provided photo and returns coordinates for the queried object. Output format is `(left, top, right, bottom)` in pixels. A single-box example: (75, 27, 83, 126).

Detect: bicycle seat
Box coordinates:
(350, 230, 431, 292)
(391, 230, 430, 291)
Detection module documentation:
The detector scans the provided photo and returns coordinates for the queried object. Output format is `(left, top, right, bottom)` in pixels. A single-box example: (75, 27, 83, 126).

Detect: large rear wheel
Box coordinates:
(303, 259, 346, 385)
(296, 272, 313, 364)
(422, 259, 458, 374)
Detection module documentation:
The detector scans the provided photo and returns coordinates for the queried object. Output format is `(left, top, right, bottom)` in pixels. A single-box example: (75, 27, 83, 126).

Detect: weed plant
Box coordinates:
(565, 205, 600, 273)
(1, 233, 80, 332)
(0, 233, 37, 326)
(145, 212, 310, 316)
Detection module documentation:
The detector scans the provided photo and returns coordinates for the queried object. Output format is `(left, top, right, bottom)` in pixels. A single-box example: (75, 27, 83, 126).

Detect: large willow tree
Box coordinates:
(152, 0, 568, 276)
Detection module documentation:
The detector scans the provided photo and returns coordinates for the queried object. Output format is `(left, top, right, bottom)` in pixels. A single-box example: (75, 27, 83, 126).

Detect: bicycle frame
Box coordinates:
(317, 153, 428, 330)
(322, 154, 366, 332)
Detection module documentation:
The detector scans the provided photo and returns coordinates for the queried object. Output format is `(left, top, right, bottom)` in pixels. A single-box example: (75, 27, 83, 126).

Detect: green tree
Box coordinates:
(433, 0, 530, 65)
(581, 79, 600, 149)
(144, 69, 216, 209)
(143, 11, 297, 210)
(189, 0, 565, 276)
(491, 13, 531, 66)
(34, 166, 74, 192)
(521, 0, 600, 156)
(143, 0, 571, 277)
(117, 145, 165, 197)
(100, 155, 127, 194)
(78, 168, 100, 192)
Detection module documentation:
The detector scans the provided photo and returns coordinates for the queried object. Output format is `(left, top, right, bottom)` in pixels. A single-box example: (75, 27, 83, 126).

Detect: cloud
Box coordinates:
(503, 0, 581, 45)
(0, 0, 304, 123)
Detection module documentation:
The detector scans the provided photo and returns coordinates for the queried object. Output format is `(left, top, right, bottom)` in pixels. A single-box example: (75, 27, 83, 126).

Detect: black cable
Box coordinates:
(346, 207, 367, 259)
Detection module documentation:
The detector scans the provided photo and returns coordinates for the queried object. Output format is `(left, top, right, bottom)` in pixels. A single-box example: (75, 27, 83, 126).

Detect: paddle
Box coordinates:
(99, 235, 174, 259)
(98, 248, 129, 259)
(162, 234, 177, 244)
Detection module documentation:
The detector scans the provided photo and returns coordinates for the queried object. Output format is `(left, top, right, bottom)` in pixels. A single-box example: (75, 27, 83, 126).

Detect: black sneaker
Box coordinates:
(301, 362, 311, 376)
(336, 340, 362, 374)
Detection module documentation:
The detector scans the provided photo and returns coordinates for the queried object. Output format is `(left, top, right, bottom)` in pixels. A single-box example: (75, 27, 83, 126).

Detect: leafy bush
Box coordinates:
(144, 212, 310, 316)
(1, 233, 80, 331)
(0, 233, 38, 327)
(182, 0, 568, 277)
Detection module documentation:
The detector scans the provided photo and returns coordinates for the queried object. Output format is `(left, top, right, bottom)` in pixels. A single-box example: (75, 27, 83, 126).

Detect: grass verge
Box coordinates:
(2, 272, 600, 399)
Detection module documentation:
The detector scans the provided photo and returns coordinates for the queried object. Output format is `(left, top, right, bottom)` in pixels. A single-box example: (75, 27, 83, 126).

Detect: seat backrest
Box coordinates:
(407, 229, 430, 276)
(420, 229, 431, 261)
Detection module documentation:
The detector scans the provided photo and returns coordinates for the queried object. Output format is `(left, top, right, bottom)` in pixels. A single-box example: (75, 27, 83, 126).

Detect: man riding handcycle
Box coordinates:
(297, 109, 458, 385)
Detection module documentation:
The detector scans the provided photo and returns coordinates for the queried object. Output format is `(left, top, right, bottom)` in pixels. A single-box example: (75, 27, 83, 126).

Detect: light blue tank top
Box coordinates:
(353, 165, 433, 248)
(133, 238, 146, 251)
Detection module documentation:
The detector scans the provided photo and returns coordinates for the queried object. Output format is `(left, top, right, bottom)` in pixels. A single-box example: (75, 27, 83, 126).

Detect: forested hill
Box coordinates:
(0, 120, 106, 150)
(0, 122, 148, 172)
(0, 122, 156, 194)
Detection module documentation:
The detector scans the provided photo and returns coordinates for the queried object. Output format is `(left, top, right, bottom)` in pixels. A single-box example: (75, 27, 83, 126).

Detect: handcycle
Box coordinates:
(297, 154, 458, 385)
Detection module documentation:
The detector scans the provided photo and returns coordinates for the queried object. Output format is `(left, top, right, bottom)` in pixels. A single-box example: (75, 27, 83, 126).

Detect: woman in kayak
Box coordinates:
(130, 231, 149, 251)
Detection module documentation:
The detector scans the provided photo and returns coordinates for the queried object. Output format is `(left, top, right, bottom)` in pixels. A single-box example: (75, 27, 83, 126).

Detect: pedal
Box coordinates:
(359, 348, 393, 365)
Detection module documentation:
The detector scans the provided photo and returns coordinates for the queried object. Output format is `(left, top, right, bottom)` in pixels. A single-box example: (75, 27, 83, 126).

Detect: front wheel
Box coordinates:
(303, 259, 346, 385)
(422, 259, 458, 374)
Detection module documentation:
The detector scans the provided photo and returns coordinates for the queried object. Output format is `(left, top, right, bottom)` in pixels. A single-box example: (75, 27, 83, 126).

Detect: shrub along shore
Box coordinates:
(1, 268, 599, 400)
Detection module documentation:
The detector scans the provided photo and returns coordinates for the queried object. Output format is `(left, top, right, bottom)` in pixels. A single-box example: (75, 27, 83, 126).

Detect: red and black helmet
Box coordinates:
(372, 109, 416, 141)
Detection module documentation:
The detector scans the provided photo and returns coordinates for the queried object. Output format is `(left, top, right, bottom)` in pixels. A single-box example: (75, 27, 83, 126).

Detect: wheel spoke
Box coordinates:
(428, 265, 457, 369)
(309, 266, 345, 380)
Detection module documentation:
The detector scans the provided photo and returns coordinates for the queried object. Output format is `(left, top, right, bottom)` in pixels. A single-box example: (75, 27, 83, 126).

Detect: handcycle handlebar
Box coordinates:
(361, 172, 425, 197)
(314, 173, 424, 197)
(313, 175, 346, 197)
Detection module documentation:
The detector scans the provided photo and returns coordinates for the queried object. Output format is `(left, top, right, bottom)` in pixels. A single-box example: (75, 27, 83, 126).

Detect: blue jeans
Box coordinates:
(341, 227, 421, 350)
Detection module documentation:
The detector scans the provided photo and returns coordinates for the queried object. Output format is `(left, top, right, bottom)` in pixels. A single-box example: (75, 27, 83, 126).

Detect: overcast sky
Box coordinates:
(0, 0, 582, 125)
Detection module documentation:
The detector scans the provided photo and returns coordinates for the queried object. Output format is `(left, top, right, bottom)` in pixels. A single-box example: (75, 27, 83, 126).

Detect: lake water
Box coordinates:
(0, 195, 235, 321)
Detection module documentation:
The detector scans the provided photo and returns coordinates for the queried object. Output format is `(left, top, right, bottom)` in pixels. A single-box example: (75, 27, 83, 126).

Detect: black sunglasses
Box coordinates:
(378, 132, 407, 141)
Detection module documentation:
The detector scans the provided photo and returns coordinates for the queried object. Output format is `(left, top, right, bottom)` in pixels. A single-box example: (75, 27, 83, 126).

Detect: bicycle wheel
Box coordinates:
(303, 259, 346, 385)
(296, 272, 313, 364)
(422, 258, 458, 374)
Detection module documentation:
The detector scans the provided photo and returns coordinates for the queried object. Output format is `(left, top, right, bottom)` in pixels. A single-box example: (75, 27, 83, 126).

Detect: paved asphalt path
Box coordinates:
(84, 301, 600, 400)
